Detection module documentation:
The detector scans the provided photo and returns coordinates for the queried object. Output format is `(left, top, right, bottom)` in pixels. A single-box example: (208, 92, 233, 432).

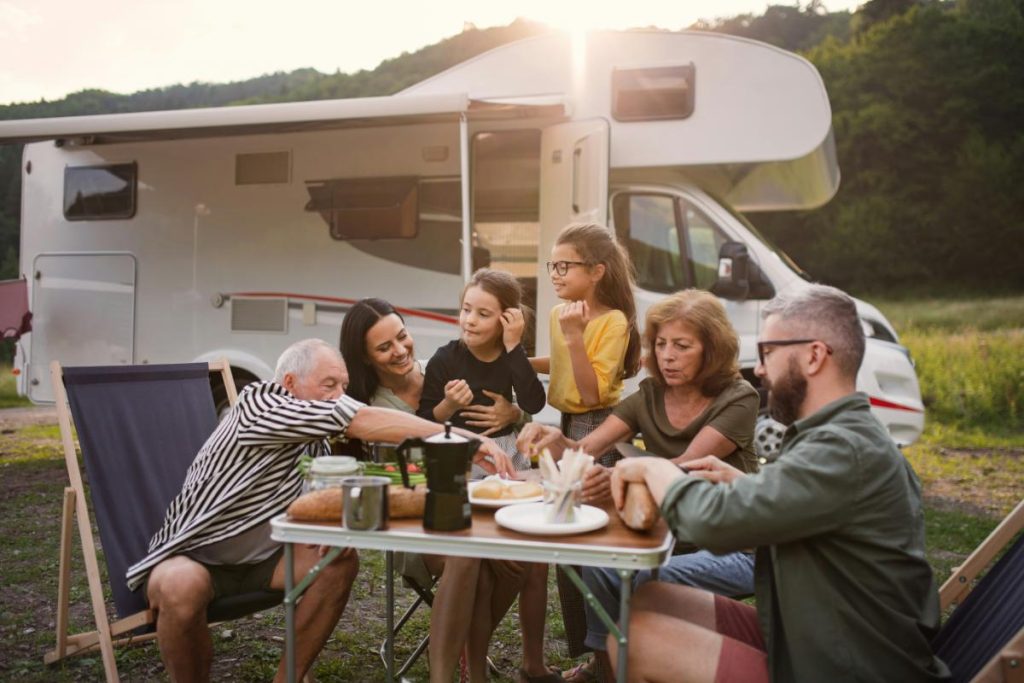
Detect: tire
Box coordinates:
(210, 368, 258, 419)
(754, 414, 786, 464)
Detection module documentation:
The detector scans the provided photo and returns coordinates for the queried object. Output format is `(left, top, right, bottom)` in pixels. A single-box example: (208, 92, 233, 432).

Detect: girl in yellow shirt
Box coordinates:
(532, 223, 641, 443)
(525, 223, 641, 680)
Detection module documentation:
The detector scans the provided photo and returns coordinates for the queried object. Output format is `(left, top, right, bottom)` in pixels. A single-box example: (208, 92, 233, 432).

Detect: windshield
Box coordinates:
(713, 197, 812, 281)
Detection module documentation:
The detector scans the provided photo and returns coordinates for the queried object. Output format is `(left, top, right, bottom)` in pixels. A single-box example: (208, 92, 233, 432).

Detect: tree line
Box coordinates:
(1, 1, 1021, 295)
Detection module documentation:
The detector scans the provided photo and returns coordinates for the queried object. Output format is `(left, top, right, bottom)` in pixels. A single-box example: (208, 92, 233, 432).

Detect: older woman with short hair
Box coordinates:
(518, 289, 760, 683)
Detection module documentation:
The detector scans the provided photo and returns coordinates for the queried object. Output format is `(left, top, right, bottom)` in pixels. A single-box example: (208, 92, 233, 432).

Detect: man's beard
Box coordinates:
(764, 356, 807, 426)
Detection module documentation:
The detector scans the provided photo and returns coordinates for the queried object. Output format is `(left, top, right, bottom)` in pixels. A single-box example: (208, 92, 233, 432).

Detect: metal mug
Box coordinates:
(341, 476, 390, 530)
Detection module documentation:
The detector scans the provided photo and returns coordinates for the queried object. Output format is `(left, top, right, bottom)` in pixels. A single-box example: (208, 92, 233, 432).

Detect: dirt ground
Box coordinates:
(1, 405, 1020, 681)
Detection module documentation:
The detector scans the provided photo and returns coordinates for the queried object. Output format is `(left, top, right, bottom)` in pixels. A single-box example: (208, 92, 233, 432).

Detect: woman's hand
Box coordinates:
(516, 422, 569, 460)
(581, 463, 611, 505)
(683, 455, 746, 485)
(460, 390, 521, 436)
(500, 307, 526, 352)
(558, 300, 590, 340)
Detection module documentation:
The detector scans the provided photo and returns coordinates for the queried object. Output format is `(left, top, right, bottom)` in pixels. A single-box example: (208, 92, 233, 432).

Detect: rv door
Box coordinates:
(535, 120, 609, 357)
(28, 253, 136, 402)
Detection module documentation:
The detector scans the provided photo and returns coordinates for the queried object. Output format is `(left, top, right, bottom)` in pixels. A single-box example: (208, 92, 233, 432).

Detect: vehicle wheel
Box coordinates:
(211, 368, 258, 419)
(754, 414, 786, 464)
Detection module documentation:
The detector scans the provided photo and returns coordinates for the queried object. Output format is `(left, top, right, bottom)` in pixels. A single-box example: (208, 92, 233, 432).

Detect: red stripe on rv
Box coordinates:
(229, 292, 459, 325)
(869, 396, 924, 413)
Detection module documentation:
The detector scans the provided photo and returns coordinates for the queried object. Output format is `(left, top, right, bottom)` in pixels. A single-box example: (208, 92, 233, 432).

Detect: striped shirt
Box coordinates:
(126, 381, 364, 591)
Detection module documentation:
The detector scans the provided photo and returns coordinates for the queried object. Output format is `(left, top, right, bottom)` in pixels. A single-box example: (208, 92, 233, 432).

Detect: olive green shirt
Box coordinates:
(612, 377, 760, 473)
(662, 392, 949, 682)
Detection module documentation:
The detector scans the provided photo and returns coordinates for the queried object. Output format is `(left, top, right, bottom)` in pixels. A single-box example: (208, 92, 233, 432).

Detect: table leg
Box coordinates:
(385, 550, 395, 683)
(617, 569, 632, 683)
(285, 542, 295, 683)
(560, 566, 636, 682)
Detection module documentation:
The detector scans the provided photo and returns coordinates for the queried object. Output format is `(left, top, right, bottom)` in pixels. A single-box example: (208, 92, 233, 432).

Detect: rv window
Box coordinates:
(307, 178, 463, 275)
(682, 204, 730, 290)
(305, 177, 418, 240)
(612, 65, 695, 122)
(612, 193, 687, 294)
(63, 163, 137, 221)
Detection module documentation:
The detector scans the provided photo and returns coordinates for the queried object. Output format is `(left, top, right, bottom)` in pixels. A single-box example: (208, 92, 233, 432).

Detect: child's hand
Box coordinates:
(443, 379, 474, 409)
(500, 307, 525, 351)
(558, 300, 590, 339)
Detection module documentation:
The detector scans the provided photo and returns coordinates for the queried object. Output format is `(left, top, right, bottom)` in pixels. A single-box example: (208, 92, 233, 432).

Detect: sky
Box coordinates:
(0, 0, 863, 106)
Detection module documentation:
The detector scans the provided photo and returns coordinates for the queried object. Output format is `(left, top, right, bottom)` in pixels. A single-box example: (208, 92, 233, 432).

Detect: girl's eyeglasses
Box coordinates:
(545, 260, 588, 276)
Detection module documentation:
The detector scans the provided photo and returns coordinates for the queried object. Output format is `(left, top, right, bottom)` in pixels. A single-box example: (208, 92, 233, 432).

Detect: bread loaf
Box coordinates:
(288, 488, 343, 522)
(619, 482, 659, 531)
(287, 485, 426, 522)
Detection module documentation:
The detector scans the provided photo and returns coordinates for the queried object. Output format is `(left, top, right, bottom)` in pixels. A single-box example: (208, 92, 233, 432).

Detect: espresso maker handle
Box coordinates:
(394, 438, 417, 490)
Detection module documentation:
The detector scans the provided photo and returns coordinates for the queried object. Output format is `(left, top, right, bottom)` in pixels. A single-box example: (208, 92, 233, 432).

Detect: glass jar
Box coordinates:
(304, 455, 361, 493)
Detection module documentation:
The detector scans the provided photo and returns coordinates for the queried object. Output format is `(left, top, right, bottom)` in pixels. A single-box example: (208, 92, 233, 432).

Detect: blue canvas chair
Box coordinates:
(933, 497, 1024, 682)
(46, 360, 283, 683)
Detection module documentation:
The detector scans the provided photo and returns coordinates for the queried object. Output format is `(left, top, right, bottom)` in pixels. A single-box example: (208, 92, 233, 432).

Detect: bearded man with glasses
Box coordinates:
(606, 284, 949, 683)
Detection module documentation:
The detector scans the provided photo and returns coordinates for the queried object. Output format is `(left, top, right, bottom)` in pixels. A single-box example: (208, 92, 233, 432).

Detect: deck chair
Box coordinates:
(932, 497, 1024, 682)
(47, 360, 284, 683)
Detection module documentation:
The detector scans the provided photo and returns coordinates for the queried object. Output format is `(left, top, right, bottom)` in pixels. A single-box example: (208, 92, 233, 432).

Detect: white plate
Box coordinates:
(468, 480, 543, 508)
(494, 503, 609, 536)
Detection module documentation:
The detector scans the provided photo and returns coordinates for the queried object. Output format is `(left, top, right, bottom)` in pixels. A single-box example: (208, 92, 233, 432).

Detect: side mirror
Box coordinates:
(712, 241, 750, 300)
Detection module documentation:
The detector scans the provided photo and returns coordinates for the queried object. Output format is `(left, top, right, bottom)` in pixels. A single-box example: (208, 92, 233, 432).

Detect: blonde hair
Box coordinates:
(556, 223, 640, 378)
(643, 290, 740, 396)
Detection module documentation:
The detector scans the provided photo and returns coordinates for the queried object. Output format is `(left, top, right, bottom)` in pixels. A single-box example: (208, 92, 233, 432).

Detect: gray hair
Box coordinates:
(274, 338, 341, 383)
(762, 284, 865, 378)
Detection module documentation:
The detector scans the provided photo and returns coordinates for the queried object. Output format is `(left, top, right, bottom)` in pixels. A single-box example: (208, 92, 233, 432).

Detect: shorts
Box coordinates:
(202, 548, 283, 599)
(561, 408, 618, 465)
(713, 594, 768, 683)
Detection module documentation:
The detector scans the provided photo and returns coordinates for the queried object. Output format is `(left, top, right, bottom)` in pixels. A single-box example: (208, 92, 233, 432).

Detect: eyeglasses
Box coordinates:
(545, 260, 588, 276)
(757, 339, 834, 365)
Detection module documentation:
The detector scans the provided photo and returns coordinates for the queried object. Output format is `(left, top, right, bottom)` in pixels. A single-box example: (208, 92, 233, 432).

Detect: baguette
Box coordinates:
(619, 482, 659, 531)
(287, 484, 427, 522)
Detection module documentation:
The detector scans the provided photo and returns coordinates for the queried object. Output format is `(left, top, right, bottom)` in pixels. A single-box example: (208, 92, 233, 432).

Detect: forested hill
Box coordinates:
(1, 1, 1022, 294)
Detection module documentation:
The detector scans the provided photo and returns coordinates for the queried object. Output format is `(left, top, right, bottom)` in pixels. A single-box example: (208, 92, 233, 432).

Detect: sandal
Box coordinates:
(561, 658, 598, 683)
(519, 666, 564, 683)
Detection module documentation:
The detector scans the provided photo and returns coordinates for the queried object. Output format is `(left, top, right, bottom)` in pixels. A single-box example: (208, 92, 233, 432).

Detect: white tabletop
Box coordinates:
(271, 506, 674, 570)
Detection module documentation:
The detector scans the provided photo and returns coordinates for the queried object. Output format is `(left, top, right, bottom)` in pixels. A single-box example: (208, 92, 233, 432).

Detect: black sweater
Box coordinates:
(417, 340, 546, 437)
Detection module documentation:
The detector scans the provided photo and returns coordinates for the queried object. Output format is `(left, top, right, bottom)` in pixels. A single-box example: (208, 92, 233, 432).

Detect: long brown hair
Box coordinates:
(555, 223, 640, 378)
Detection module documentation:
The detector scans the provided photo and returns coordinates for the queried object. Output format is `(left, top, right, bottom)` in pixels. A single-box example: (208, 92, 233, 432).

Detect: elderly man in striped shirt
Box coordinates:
(127, 338, 513, 682)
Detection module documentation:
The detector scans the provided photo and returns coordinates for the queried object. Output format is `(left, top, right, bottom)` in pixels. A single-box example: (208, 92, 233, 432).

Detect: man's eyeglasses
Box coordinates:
(757, 339, 834, 365)
(545, 260, 588, 276)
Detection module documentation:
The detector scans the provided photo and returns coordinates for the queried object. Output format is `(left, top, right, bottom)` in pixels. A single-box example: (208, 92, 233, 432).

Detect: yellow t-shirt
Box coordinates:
(547, 305, 628, 414)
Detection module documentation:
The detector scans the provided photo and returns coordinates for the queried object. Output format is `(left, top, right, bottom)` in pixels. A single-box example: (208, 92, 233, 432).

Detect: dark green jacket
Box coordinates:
(662, 393, 949, 682)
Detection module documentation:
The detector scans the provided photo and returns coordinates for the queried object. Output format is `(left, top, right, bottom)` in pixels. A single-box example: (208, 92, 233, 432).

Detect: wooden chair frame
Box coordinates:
(46, 359, 238, 682)
(939, 497, 1024, 683)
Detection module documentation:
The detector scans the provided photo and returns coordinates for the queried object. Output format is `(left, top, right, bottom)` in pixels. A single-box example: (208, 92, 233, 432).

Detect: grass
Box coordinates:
(872, 294, 1024, 332)
(0, 364, 31, 409)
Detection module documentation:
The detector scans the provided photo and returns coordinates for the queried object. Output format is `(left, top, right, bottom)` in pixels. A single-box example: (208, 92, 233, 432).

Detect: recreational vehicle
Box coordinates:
(0, 30, 925, 446)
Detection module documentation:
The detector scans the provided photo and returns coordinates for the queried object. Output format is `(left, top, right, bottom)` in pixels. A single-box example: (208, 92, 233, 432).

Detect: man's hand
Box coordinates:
(610, 457, 650, 510)
(581, 463, 611, 505)
(683, 455, 746, 485)
(472, 436, 515, 477)
(611, 457, 685, 511)
(461, 390, 521, 436)
(558, 300, 591, 340)
(516, 422, 568, 460)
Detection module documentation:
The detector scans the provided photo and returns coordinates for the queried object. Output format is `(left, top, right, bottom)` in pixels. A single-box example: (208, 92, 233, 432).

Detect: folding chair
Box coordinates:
(47, 360, 284, 683)
(932, 497, 1024, 682)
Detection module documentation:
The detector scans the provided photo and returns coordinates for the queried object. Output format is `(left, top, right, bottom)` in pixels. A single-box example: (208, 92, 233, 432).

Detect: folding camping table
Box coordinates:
(271, 504, 674, 683)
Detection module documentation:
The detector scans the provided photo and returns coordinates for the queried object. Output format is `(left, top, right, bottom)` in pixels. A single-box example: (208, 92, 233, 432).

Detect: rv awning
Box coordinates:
(0, 93, 566, 146)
